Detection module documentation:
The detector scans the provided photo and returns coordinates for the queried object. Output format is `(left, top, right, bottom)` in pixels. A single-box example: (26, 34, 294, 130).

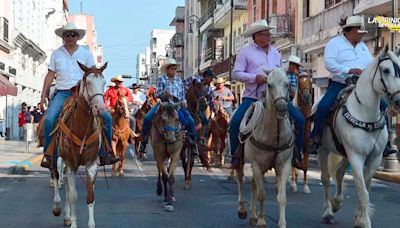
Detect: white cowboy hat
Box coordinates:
(342, 16, 368, 33)
(107, 82, 116, 87)
(243, 19, 276, 37)
(160, 58, 177, 74)
(287, 55, 303, 67)
(215, 77, 226, 84)
(111, 75, 124, 82)
(55, 22, 86, 40)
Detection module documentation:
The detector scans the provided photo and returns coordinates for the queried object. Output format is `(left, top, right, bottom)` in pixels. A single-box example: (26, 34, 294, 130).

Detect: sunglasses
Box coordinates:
(63, 32, 78, 38)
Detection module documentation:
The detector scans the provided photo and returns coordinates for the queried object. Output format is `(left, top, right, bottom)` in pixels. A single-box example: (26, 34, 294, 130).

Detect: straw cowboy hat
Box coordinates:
(107, 82, 116, 87)
(160, 58, 178, 74)
(342, 15, 367, 33)
(215, 77, 226, 84)
(55, 22, 86, 40)
(111, 75, 124, 82)
(244, 19, 276, 37)
(288, 55, 303, 67)
(130, 83, 142, 90)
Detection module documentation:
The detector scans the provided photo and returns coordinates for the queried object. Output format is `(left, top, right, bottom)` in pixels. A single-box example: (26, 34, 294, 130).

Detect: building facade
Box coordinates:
(170, 6, 185, 78)
(136, 53, 146, 84)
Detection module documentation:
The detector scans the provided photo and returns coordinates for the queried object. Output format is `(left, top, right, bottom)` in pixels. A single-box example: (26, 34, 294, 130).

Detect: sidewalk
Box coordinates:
(0, 138, 43, 175)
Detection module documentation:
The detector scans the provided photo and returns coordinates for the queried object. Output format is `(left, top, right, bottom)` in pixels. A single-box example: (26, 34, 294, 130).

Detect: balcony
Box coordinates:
(212, 55, 236, 77)
(269, 14, 293, 38)
(234, 35, 251, 53)
(354, 0, 391, 15)
(214, 0, 247, 29)
(302, 0, 353, 53)
(198, 5, 216, 32)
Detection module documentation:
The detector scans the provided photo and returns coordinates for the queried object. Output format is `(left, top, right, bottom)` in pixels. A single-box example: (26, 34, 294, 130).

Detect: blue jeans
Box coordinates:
(224, 106, 233, 117)
(141, 103, 197, 143)
(288, 101, 305, 158)
(44, 90, 112, 160)
(229, 98, 257, 157)
(311, 81, 388, 139)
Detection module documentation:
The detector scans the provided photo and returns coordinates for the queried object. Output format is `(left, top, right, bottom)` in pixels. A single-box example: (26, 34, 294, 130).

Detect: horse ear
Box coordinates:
(77, 61, 89, 72)
(99, 62, 108, 72)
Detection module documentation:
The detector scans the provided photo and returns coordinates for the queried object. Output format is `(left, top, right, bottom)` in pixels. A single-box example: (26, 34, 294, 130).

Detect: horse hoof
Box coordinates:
(249, 218, 257, 226)
(238, 210, 247, 219)
(322, 214, 335, 224)
(331, 199, 343, 213)
(303, 185, 311, 194)
(119, 171, 124, 177)
(171, 196, 176, 202)
(290, 185, 297, 192)
(164, 204, 174, 212)
(64, 218, 71, 226)
(156, 189, 162, 196)
(52, 207, 61, 217)
(49, 179, 54, 187)
(183, 183, 191, 190)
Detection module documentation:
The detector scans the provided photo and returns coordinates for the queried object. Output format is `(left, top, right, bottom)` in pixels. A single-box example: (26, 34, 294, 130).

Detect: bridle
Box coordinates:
(370, 56, 400, 103)
(80, 69, 105, 110)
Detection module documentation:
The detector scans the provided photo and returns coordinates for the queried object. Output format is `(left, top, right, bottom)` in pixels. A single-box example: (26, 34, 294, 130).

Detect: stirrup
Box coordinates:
(40, 155, 53, 169)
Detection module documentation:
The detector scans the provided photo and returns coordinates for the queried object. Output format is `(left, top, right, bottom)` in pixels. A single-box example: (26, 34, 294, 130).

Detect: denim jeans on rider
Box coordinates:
(229, 98, 257, 160)
(140, 103, 197, 143)
(44, 90, 112, 161)
(288, 101, 305, 159)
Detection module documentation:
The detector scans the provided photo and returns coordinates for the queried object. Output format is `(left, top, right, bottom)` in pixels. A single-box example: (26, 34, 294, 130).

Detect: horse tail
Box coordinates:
(197, 144, 211, 170)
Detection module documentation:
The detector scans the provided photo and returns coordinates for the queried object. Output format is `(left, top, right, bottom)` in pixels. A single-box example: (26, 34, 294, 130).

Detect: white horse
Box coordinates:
(236, 68, 293, 228)
(51, 62, 107, 228)
(316, 46, 400, 228)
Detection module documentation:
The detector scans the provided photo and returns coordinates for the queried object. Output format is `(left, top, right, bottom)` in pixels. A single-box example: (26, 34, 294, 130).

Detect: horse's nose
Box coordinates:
(275, 100, 288, 113)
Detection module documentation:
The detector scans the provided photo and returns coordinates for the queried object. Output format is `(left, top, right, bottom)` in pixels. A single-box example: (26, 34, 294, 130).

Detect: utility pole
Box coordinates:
(228, 0, 234, 82)
(80, 0, 83, 14)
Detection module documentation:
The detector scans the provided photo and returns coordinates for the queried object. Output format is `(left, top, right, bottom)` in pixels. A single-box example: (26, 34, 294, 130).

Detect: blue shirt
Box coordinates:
(156, 74, 186, 102)
(287, 72, 298, 94)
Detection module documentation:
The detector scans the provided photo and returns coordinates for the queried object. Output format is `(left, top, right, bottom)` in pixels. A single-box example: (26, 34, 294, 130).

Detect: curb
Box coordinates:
(10, 153, 43, 174)
(374, 171, 400, 184)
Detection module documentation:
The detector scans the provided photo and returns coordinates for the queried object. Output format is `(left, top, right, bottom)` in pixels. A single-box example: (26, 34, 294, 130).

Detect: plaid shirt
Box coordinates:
(156, 74, 185, 102)
(287, 72, 298, 94)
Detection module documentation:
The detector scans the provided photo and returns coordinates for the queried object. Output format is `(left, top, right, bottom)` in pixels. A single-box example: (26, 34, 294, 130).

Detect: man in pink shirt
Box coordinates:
(230, 20, 304, 170)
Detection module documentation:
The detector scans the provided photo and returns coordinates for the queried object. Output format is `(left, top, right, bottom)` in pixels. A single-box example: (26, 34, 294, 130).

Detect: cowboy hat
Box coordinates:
(287, 55, 303, 67)
(111, 75, 124, 82)
(243, 19, 276, 37)
(107, 82, 116, 87)
(55, 22, 86, 40)
(130, 83, 142, 89)
(160, 58, 177, 74)
(342, 16, 368, 33)
(215, 77, 226, 84)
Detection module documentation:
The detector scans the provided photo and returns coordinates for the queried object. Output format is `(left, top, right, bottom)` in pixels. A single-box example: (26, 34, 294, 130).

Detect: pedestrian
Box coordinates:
(229, 19, 304, 170)
(39, 22, 119, 169)
(0, 110, 4, 137)
(31, 104, 42, 138)
(18, 106, 27, 140)
(213, 77, 235, 116)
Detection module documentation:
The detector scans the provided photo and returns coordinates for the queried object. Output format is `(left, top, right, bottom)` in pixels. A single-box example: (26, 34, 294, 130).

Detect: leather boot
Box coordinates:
(383, 143, 397, 157)
(99, 153, 120, 166)
(40, 155, 53, 169)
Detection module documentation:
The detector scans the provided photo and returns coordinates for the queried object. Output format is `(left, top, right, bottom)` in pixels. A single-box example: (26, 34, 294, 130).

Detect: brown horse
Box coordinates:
(111, 93, 131, 176)
(151, 102, 184, 212)
(181, 80, 210, 189)
(51, 62, 107, 228)
(290, 73, 313, 193)
(134, 97, 157, 155)
(209, 103, 229, 167)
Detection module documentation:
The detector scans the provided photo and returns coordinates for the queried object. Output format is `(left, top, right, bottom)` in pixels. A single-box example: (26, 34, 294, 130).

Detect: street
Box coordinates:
(0, 144, 399, 228)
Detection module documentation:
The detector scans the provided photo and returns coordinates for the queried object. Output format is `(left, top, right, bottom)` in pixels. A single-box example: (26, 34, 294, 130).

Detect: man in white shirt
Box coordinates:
(129, 83, 145, 137)
(39, 23, 119, 169)
(309, 16, 395, 156)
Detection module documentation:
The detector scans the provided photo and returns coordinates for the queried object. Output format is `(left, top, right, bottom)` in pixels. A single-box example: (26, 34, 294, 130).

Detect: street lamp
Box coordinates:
(189, 15, 200, 75)
(165, 44, 173, 58)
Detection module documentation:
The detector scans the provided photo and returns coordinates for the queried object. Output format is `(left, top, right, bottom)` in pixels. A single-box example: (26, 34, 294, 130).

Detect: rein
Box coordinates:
(371, 56, 400, 103)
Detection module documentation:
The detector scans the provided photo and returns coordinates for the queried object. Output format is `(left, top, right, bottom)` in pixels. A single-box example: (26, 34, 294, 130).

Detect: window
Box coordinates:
(325, 0, 341, 9)
(303, 0, 310, 18)
(0, 17, 9, 42)
(272, 0, 277, 14)
(253, 4, 257, 22)
(152, 37, 157, 49)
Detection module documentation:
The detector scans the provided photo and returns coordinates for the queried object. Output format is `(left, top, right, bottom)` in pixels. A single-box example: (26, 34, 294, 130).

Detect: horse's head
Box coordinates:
(187, 79, 207, 112)
(158, 102, 182, 144)
(298, 73, 313, 105)
(115, 91, 127, 117)
(77, 62, 107, 116)
(265, 68, 290, 119)
(371, 45, 400, 111)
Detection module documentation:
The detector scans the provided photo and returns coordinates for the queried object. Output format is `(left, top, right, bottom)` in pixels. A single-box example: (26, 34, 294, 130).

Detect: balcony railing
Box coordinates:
(269, 14, 292, 37)
(214, 0, 247, 25)
(198, 4, 216, 28)
(212, 55, 236, 76)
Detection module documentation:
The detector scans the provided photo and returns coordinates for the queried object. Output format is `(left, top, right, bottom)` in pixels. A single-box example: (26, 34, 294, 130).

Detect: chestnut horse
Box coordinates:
(290, 73, 313, 193)
(111, 93, 131, 176)
(134, 97, 157, 155)
(51, 62, 107, 228)
(209, 102, 229, 167)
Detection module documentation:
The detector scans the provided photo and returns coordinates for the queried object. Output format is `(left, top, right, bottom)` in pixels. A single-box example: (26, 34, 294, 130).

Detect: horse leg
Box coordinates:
(228, 168, 235, 181)
(156, 172, 162, 195)
(111, 141, 118, 176)
(236, 166, 247, 220)
(165, 151, 180, 212)
(219, 136, 226, 166)
(63, 171, 71, 226)
(86, 161, 97, 228)
(57, 157, 64, 188)
(290, 167, 298, 192)
(119, 143, 127, 177)
(52, 166, 62, 217)
(318, 147, 335, 224)
(251, 164, 266, 227)
(348, 154, 372, 228)
(65, 168, 78, 228)
(249, 176, 257, 225)
(162, 172, 169, 204)
(364, 153, 382, 191)
(302, 153, 311, 194)
(331, 157, 348, 213)
(275, 158, 291, 228)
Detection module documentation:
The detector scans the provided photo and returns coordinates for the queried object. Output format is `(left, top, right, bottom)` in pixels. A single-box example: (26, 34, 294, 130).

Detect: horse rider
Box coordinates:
(138, 58, 197, 155)
(104, 81, 116, 108)
(308, 15, 397, 157)
(128, 83, 146, 140)
(285, 55, 307, 166)
(39, 22, 119, 169)
(213, 77, 235, 116)
(147, 85, 157, 100)
(229, 19, 305, 170)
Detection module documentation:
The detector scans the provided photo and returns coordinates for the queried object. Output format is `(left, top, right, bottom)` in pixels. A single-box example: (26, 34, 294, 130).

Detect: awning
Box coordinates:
(0, 74, 18, 96)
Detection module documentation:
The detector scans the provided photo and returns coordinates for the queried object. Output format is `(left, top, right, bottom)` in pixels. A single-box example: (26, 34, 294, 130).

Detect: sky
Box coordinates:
(68, 0, 185, 86)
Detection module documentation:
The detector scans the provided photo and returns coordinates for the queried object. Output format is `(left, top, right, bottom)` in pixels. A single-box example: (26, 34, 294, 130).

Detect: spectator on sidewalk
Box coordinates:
(31, 104, 42, 137)
(18, 107, 27, 140)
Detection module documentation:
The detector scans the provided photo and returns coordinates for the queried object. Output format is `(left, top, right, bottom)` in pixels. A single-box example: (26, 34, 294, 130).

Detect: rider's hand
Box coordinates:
(39, 97, 46, 112)
(256, 75, 267, 84)
(348, 68, 362, 76)
(163, 91, 170, 97)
